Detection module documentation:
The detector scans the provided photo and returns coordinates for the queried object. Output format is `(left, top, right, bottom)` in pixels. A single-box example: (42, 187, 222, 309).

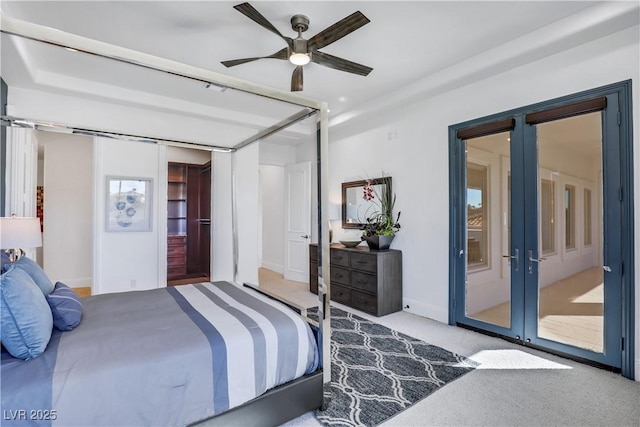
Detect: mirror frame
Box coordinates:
(341, 176, 392, 229)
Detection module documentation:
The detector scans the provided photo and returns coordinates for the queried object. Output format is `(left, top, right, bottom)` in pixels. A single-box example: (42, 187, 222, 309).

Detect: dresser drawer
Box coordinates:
(309, 244, 318, 261)
(330, 284, 351, 304)
(351, 290, 377, 315)
(168, 235, 187, 246)
(167, 245, 186, 256)
(167, 266, 186, 277)
(330, 249, 349, 267)
(331, 266, 350, 285)
(350, 271, 377, 293)
(350, 252, 377, 273)
(167, 255, 186, 268)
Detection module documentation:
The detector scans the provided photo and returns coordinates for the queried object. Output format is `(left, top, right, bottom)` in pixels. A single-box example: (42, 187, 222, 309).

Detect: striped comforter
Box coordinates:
(1, 281, 319, 426)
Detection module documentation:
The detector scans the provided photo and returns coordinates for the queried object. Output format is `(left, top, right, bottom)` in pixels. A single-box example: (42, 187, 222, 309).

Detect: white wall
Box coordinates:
(38, 132, 93, 288)
(93, 137, 166, 294)
(327, 26, 640, 376)
(235, 143, 259, 286)
(259, 164, 285, 274)
(259, 140, 296, 167)
(211, 151, 233, 282)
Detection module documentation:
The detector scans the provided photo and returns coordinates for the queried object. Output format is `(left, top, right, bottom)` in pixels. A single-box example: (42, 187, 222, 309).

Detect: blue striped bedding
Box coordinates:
(1, 281, 319, 426)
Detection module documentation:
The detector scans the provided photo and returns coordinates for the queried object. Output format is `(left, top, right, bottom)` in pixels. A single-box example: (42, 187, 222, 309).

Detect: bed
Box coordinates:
(1, 14, 331, 427)
(1, 281, 321, 426)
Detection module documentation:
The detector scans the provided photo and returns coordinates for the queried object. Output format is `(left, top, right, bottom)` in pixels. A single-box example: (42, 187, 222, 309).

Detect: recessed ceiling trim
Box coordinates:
(1, 115, 233, 152)
(0, 15, 322, 111)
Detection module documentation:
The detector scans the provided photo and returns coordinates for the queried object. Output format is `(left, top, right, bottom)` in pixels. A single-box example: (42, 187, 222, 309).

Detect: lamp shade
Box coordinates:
(0, 217, 43, 249)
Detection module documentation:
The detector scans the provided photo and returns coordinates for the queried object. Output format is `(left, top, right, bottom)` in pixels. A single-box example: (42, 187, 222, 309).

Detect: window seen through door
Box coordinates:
(565, 185, 576, 249)
(467, 163, 488, 269)
(584, 188, 592, 246)
(540, 179, 556, 255)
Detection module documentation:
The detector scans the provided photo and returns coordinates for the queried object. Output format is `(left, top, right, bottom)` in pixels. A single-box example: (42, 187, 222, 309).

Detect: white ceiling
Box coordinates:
(1, 1, 638, 140)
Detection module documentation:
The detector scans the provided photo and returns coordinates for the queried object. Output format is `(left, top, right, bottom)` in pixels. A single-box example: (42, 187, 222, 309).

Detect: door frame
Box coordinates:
(448, 80, 635, 379)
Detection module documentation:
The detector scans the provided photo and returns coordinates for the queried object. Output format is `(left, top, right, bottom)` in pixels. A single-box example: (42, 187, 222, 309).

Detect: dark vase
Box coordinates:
(363, 234, 394, 250)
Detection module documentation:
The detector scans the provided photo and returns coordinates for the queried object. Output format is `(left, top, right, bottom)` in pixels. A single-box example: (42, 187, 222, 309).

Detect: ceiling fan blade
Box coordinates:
(311, 50, 372, 76)
(234, 2, 292, 46)
(291, 66, 303, 92)
(308, 11, 370, 50)
(221, 47, 289, 68)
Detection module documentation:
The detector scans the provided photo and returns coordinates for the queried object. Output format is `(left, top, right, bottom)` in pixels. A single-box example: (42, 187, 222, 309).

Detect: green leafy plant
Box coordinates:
(361, 177, 401, 237)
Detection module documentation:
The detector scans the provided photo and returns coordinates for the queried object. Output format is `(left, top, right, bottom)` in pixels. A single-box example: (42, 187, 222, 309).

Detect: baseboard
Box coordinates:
(60, 277, 92, 288)
(402, 297, 448, 324)
(261, 261, 284, 274)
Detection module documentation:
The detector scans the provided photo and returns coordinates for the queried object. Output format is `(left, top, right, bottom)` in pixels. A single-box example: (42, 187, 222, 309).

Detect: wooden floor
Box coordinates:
(167, 274, 210, 287)
(73, 287, 92, 297)
(258, 268, 318, 309)
(473, 267, 604, 352)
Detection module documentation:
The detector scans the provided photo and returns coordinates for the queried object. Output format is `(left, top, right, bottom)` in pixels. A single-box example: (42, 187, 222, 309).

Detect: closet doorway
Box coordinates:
(167, 147, 212, 286)
(449, 81, 634, 378)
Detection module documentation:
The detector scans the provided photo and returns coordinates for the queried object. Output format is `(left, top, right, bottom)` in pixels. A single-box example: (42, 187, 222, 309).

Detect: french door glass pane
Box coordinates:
(536, 112, 604, 352)
(465, 131, 511, 328)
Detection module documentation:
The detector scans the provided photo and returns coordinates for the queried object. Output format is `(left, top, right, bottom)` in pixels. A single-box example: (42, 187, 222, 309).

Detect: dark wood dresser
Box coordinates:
(167, 235, 187, 279)
(309, 243, 402, 316)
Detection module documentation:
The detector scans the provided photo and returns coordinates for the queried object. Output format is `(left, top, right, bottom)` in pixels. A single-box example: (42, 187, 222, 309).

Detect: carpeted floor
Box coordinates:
(310, 307, 477, 426)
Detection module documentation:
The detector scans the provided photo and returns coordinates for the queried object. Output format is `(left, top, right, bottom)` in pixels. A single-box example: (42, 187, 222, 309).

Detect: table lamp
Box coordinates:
(0, 216, 43, 262)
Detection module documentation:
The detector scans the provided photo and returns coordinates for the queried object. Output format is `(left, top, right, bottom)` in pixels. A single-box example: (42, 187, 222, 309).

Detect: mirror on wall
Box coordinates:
(341, 177, 392, 229)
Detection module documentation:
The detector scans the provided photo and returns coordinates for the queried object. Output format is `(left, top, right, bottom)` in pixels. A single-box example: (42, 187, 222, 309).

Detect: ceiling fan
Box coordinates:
(221, 2, 373, 92)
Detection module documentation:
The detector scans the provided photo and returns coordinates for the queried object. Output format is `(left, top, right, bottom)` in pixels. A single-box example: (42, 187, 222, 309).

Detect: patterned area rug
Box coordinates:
(309, 307, 477, 426)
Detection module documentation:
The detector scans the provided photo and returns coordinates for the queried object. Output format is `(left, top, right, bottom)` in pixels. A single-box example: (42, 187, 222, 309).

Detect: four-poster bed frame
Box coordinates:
(0, 14, 331, 426)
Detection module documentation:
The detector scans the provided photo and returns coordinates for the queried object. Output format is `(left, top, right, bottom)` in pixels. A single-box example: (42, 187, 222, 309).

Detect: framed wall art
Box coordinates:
(106, 176, 153, 232)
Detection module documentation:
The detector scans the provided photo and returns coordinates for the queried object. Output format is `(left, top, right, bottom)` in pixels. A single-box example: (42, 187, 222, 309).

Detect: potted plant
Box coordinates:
(361, 177, 401, 250)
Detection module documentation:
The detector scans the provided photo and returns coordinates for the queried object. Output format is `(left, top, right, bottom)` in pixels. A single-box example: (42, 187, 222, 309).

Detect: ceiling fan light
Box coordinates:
(289, 53, 310, 66)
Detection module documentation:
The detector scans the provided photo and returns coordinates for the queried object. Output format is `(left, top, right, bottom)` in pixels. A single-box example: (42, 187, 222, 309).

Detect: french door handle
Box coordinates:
(528, 250, 546, 274)
(502, 248, 519, 272)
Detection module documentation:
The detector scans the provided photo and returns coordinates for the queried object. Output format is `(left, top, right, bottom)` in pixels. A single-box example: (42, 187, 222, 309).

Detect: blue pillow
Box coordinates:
(0, 265, 53, 359)
(46, 282, 83, 331)
(12, 256, 54, 296)
(0, 252, 10, 273)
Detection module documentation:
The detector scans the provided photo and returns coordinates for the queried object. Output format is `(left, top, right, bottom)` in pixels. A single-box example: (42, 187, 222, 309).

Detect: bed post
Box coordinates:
(318, 102, 331, 387)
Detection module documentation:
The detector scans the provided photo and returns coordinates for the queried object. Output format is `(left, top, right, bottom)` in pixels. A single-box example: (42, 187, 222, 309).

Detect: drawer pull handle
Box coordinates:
(334, 256, 343, 260)
(356, 260, 367, 264)
(357, 279, 367, 284)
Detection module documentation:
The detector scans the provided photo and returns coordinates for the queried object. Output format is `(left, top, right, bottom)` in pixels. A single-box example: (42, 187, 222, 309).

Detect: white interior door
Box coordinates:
(284, 161, 311, 282)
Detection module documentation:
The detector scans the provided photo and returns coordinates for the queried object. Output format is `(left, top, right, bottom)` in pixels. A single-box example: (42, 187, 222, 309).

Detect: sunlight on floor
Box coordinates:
(469, 349, 573, 370)
(473, 267, 603, 352)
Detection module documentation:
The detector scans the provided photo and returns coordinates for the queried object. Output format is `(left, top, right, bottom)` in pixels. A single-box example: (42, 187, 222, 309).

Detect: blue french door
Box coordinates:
(450, 89, 630, 371)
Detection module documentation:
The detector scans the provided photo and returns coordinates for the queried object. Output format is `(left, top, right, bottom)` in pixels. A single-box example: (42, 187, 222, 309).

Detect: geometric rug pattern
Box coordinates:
(312, 307, 478, 426)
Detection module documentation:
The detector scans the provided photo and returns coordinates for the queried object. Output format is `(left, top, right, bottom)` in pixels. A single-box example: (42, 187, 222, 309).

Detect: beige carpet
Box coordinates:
(252, 268, 638, 427)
